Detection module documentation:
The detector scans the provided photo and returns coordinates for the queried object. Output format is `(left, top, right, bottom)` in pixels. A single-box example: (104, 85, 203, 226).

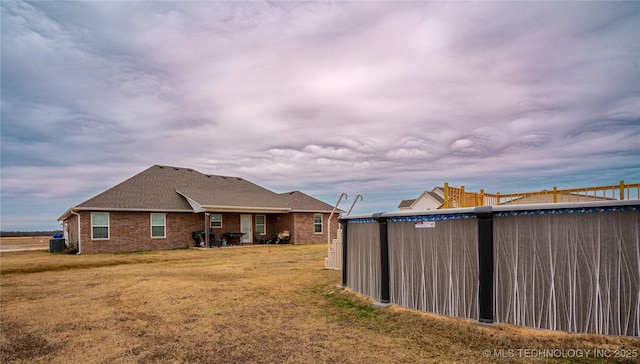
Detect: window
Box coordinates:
(91, 212, 109, 240)
(210, 214, 222, 228)
(151, 213, 166, 238)
(314, 214, 323, 234)
(255, 215, 266, 235)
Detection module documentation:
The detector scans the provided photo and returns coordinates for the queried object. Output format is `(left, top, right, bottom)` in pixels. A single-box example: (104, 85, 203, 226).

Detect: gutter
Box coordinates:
(57, 208, 73, 221)
(200, 205, 292, 213)
(63, 207, 193, 213)
(289, 209, 339, 213)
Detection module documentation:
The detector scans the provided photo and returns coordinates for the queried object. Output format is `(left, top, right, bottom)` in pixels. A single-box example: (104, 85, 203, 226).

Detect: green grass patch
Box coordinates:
(324, 291, 379, 320)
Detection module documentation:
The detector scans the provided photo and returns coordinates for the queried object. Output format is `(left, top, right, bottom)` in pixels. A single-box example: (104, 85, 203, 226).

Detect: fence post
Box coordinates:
(474, 206, 494, 324)
(444, 182, 449, 208)
(373, 213, 390, 304)
(339, 218, 348, 287)
(553, 186, 558, 203)
(620, 180, 625, 200)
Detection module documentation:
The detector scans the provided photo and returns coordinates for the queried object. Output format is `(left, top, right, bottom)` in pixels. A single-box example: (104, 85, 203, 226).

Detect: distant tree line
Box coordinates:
(0, 231, 63, 237)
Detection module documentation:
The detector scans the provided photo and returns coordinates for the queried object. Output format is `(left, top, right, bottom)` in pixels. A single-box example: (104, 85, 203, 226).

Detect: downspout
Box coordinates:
(71, 210, 81, 254)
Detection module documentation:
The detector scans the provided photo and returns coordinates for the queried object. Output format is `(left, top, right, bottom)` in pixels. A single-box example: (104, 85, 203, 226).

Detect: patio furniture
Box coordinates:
(267, 234, 278, 244)
(192, 230, 205, 247)
(210, 233, 223, 248)
(276, 231, 290, 244)
(224, 232, 245, 245)
(254, 232, 268, 244)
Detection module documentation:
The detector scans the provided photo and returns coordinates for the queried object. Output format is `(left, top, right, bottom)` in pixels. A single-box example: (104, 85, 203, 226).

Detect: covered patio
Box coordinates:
(191, 210, 294, 248)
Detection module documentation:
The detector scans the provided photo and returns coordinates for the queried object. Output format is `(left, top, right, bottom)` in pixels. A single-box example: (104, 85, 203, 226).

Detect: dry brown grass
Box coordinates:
(1, 244, 638, 363)
(0, 236, 50, 252)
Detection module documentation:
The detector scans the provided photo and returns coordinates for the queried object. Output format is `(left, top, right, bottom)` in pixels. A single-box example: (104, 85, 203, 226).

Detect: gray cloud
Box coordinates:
(1, 1, 639, 229)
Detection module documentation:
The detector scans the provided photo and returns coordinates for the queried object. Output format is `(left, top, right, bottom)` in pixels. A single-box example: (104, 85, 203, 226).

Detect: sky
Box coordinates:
(1, 1, 639, 231)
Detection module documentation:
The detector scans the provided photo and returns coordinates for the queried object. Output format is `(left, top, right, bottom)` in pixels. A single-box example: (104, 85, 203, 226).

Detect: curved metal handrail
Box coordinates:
(327, 192, 347, 244)
(347, 194, 363, 216)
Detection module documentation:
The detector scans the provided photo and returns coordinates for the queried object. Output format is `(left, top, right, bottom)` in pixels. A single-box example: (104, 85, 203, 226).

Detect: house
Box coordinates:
(58, 165, 341, 253)
(397, 187, 445, 211)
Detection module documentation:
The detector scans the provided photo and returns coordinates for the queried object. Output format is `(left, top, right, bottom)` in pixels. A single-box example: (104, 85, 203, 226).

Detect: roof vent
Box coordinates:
(174, 168, 179, 171)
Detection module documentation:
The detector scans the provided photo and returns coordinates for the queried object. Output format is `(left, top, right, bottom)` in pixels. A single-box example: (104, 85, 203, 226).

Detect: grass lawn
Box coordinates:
(1, 244, 638, 363)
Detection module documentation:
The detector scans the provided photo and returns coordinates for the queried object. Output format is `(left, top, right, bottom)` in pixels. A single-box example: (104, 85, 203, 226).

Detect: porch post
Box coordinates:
(205, 213, 210, 247)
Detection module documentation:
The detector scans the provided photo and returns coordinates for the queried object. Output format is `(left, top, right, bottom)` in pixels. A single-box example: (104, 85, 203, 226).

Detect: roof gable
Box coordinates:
(423, 191, 444, 204)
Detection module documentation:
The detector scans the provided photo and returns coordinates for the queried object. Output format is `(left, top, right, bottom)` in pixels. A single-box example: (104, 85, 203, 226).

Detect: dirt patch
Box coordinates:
(0, 320, 63, 362)
(0, 236, 49, 252)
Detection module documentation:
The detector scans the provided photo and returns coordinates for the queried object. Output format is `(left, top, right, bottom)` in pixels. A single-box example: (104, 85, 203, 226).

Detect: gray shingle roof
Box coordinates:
(425, 191, 444, 204)
(398, 190, 444, 209)
(398, 199, 416, 208)
(68, 165, 335, 214)
(280, 191, 337, 212)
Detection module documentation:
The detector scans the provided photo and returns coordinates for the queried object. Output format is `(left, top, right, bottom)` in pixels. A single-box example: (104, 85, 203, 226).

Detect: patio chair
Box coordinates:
(267, 234, 278, 244)
(254, 232, 267, 244)
(282, 230, 290, 244)
(210, 233, 223, 248)
(276, 231, 290, 244)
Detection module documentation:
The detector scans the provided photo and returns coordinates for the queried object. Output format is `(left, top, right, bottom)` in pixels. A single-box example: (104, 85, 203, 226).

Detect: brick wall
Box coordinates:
(67, 210, 340, 253)
(291, 212, 340, 244)
(272, 213, 294, 243)
(76, 211, 202, 253)
(210, 212, 241, 233)
(63, 214, 79, 251)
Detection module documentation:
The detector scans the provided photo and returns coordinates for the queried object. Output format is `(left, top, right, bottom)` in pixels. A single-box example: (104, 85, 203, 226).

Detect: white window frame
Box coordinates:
(150, 213, 166, 238)
(255, 215, 266, 235)
(91, 212, 110, 240)
(210, 214, 223, 229)
(314, 213, 323, 234)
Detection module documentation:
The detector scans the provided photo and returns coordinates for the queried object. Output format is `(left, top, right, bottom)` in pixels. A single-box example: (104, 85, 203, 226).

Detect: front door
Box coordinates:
(240, 215, 252, 243)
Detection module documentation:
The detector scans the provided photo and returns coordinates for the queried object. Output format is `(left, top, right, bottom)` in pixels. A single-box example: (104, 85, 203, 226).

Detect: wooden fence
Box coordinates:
(441, 180, 639, 208)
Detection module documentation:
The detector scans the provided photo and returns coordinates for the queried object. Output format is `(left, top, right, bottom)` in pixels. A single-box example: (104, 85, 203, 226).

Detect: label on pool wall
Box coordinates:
(415, 221, 436, 228)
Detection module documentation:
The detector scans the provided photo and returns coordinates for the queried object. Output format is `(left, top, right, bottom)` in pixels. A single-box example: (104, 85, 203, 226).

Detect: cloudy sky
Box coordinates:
(1, 1, 639, 230)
